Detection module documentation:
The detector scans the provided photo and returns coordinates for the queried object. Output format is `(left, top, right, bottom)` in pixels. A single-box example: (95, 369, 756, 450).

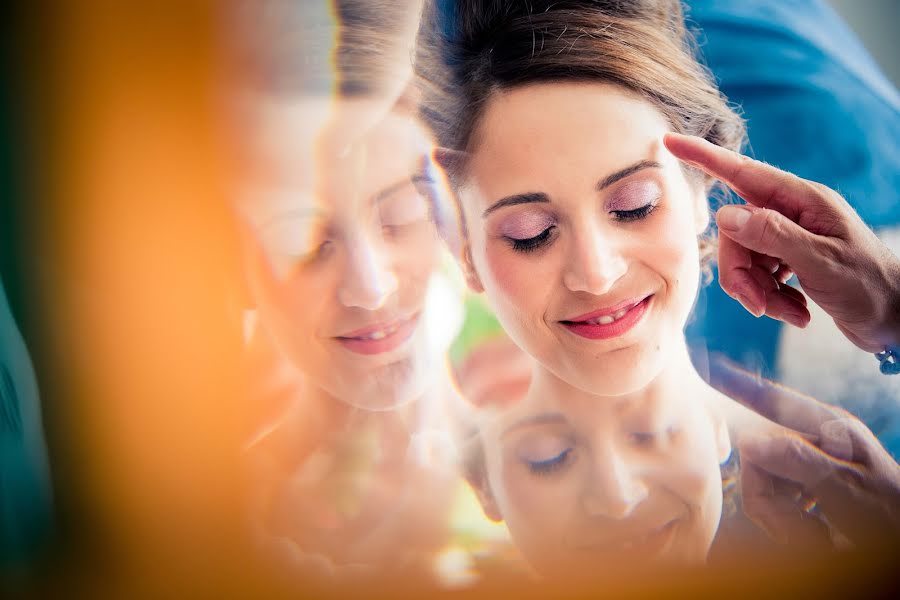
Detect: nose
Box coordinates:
(562, 225, 627, 295)
(581, 442, 648, 519)
(337, 233, 399, 310)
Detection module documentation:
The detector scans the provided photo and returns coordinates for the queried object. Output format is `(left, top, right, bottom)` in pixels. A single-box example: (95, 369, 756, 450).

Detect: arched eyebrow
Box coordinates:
(368, 172, 439, 210)
(482, 192, 549, 218)
(597, 159, 662, 190)
(501, 412, 567, 439)
(481, 159, 663, 219)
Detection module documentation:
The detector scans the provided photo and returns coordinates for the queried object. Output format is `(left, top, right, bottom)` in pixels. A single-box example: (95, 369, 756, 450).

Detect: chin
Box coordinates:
(331, 352, 432, 411)
(560, 343, 666, 397)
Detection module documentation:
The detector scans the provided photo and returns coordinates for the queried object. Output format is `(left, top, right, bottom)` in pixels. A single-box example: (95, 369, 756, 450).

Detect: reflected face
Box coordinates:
(237, 96, 440, 409)
(476, 389, 726, 576)
(458, 83, 708, 396)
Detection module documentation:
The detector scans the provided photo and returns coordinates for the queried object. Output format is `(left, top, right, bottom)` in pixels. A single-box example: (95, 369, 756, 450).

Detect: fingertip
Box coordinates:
(736, 294, 764, 318)
(662, 131, 684, 147)
(790, 313, 811, 329)
(734, 283, 766, 317)
(663, 132, 702, 160)
(721, 282, 763, 318)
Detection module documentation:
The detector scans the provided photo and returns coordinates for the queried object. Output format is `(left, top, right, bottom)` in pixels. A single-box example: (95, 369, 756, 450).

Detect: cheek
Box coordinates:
(495, 456, 580, 548)
(641, 207, 701, 312)
(393, 228, 440, 297)
(268, 270, 334, 342)
(482, 243, 536, 308)
(244, 242, 350, 354)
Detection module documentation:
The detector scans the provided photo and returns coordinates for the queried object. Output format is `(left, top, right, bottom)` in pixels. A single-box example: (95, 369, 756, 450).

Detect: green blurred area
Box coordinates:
(448, 295, 506, 367)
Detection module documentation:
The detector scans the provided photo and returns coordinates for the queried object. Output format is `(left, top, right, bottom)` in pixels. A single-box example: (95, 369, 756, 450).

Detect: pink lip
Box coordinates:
(334, 313, 420, 356)
(560, 295, 652, 341)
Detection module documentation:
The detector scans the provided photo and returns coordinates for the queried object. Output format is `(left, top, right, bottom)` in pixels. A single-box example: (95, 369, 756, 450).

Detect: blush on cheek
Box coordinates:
(484, 244, 534, 304)
(500, 463, 554, 544)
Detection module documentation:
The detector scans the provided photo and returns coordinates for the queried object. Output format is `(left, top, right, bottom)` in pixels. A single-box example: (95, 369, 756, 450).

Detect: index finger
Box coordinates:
(663, 132, 818, 219)
(708, 354, 840, 436)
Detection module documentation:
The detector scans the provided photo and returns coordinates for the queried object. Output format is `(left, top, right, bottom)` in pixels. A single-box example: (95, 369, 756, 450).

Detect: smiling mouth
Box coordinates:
(334, 313, 420, 355)
(560, 295, 652, 340)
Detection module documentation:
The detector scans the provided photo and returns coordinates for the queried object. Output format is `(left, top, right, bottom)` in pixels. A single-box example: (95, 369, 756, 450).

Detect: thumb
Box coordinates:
(717, 205, 821, 272)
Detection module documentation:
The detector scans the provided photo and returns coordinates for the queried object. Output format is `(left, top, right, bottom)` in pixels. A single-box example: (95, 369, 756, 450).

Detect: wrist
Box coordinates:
(885, 259, 900, 347)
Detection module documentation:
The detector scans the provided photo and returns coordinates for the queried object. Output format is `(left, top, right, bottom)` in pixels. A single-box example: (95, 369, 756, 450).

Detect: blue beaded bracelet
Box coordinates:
(875, 346, 900, 375)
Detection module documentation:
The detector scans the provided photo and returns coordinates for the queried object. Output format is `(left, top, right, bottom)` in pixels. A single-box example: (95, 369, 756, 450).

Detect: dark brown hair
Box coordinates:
(414, 0, 745, 189)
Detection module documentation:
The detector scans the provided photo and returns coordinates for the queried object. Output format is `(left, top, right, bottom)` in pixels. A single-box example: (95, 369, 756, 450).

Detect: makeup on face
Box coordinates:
(376, 179, 431, 233)
(485, 389, 723, 574)
(333, 312, 421, 356)
(239, 98, 441, 409)
(458, 83, 709, 398)
(558, 294, 653, 340)
(484, 170, 663, 259)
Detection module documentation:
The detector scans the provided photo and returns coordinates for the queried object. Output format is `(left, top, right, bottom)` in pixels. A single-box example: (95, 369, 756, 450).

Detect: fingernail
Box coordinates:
(719, 206, 752, 232)
(736, 293, 762, 318)
(783, 312, 807, 328)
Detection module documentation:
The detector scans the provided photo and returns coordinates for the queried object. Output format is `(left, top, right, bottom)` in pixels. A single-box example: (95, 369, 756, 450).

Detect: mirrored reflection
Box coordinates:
(231, 0, 473, 582)
(225, 0, 900, 591)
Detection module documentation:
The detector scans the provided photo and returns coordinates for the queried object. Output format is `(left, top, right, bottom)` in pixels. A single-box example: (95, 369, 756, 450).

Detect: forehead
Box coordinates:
(466, 82, 673, 195)
(236, 94, 430, 225)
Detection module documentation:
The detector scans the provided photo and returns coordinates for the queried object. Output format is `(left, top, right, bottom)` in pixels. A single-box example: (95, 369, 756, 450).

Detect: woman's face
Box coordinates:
(237, 96, 441, 409)
(474, 388, 729, 576)
(458, 83, 708, 397)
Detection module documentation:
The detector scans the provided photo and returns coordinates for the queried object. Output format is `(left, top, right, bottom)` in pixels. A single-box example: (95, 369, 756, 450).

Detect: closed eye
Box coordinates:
(612, 203, 657, 222)
(628, 432, 657, 448)
(628, 426, 678, 449)
(508, 226, 555, 253)
(526, 448, 572, 475)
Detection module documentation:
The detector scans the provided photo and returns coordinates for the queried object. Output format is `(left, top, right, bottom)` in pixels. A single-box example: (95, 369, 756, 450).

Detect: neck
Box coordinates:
(529, 336, 713, 409)
(303, 361, 455, 443)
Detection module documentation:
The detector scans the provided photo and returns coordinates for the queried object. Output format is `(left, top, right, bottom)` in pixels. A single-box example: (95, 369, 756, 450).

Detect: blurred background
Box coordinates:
(828, 0, 899, 88)
(0, 0, 898, 596)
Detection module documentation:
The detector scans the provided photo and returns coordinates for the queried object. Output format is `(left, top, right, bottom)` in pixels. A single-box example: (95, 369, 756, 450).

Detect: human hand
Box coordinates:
(709, 356, 900, 549)
(664, 133, 900, 353)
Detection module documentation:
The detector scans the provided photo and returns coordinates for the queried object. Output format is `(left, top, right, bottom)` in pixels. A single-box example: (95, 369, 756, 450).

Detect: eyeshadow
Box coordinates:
(606, 179, 662, 212)
(497, 210, 555, 239)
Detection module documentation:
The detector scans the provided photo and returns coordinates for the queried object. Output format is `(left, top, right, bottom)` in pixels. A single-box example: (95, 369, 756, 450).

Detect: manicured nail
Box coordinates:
(719, 205, 752, 232)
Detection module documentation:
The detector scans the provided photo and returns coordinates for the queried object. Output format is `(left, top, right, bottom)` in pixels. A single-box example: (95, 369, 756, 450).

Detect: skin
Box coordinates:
(665, 132, 900, 353)
(235, 94, 459, 572)
(473, 380, 730, 575)
(453, 82, 734, 576)
(236, 95, 442, 411)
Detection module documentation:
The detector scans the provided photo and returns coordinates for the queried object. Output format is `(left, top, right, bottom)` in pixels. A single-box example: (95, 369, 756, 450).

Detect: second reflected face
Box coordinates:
(459, 82, 708, 396)
(477, 389, 727, 576)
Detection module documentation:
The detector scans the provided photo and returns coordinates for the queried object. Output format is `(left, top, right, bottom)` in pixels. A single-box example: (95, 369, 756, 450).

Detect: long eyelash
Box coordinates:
(509, 226, 554, 253)
(527, 448, 572, 476)
(612, 203, 658, 222)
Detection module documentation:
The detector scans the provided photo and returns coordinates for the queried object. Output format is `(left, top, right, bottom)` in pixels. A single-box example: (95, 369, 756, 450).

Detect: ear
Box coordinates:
(466, 465, 503, 523)
(461, 245, 485, 293)
(693, 186, 711, 235)
(461, 437, 503, 522)
(474, 482, 503, 522)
